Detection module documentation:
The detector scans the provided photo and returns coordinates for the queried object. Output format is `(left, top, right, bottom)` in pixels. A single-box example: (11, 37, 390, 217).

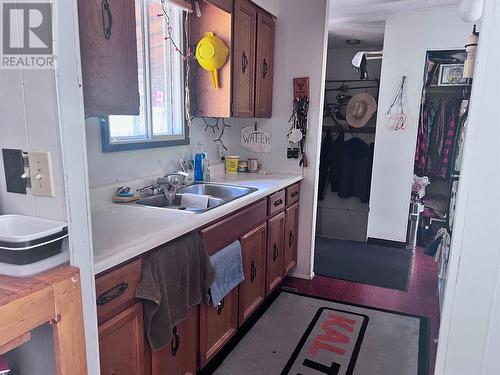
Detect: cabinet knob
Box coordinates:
(242, 50, 248, 74)
(273, 244, 279, 262)
(263, 58, 269, 79)
(250, 261, 257, 283)
(216, 298, 225, 314)
(171, 326, 180, 356)
(289, 230, 295, 248)
(101, 0, 113, 40)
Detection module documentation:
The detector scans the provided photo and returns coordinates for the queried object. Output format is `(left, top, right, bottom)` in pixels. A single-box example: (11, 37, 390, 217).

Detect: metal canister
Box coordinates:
(248, 158, 259, 173)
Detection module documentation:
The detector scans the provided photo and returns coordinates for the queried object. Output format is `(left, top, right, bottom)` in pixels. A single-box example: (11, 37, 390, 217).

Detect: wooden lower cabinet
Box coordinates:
(99, 303, 145, 375)
(239, 223, 267, 326)
(151, 306, 199, 375)
(199, 287, 239, 367)
(284, 202, 299, 276)
(266, 211, 286, 296)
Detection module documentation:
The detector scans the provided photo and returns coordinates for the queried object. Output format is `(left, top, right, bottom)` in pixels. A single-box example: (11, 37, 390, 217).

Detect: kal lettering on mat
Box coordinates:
(241, 126, 272, 153)
(282, 307, 369, 375)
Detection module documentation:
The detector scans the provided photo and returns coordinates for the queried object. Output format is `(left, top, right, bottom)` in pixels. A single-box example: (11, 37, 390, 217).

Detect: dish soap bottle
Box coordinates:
(194, 143, 206, 182)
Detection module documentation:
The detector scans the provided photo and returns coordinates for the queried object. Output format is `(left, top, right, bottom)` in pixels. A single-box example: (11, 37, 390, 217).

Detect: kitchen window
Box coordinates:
(101, 0, 188, 152)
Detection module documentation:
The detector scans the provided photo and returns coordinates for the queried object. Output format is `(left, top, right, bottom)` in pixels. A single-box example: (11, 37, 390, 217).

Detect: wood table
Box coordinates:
(0, 266, 88, 374)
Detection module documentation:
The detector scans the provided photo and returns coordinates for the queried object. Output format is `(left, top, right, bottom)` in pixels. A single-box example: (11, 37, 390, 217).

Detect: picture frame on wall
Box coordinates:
(438, 64, 468, 86)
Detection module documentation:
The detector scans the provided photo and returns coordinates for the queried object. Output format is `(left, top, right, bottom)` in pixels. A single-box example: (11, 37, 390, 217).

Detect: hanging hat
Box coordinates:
(346, 93, 377, 128)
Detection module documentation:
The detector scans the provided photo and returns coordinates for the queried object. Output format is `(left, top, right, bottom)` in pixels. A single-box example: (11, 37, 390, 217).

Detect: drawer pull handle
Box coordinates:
(273, 244, 279, 262)
(171, 326, 180, 356)
(242, 50, 248, 74)
(102, 0, 113, 40)
(291, 191, 298, 198)
(274, 199, 283, 207)
(263, 58, 269, 79)
(250, 261, 257, 283)
(289, 230, 295, 248)
(96, 282, 128, 305)
(216, 298, 225, 314)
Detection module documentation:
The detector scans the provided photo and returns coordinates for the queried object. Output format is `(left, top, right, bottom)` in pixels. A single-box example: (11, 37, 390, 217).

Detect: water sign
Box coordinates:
(240, 126, 272, 153)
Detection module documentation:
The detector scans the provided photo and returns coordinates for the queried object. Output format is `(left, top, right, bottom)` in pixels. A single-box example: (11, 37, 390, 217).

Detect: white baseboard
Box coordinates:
(288, 271, 315, 280)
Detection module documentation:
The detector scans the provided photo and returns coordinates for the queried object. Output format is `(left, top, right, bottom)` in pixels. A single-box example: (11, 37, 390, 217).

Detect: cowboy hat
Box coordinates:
(346, 93, 377, 128)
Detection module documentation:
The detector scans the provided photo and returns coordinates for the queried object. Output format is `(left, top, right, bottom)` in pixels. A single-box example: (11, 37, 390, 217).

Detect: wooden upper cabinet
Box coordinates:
(77, 0, 140, 116)
(254, 11, 275, 118)
(189, 0, 275, 118)
(284, 202, 299, 276)
(232, 0, 258, 117)
(239, 223, 267, 326)
(99, 303, 145, 375)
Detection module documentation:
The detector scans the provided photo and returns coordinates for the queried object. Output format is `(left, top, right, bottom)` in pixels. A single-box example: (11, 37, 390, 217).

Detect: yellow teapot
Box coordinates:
(195, 32, 229, 89)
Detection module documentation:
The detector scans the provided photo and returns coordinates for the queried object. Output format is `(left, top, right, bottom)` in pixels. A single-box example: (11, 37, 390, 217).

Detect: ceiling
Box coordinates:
(329, 0, 461, 49)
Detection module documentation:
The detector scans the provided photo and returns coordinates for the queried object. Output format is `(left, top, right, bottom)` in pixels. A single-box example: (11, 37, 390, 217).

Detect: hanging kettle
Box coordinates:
(195, 32, 229, 89)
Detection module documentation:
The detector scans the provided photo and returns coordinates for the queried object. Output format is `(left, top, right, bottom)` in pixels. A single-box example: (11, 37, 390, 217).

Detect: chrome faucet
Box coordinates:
(160, 171, 191, 205)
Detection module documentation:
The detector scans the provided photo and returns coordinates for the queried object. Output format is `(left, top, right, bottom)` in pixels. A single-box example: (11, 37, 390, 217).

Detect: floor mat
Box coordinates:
(214, 291, 428, 375)
(314, 237, 413, 291)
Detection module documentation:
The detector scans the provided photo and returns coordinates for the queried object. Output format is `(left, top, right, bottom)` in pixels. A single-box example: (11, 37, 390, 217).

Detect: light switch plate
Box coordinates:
(28, 151, 55, 197)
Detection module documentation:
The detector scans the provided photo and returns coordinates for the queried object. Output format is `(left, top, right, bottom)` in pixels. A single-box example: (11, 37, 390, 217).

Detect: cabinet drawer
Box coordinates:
(286, 183, 300, 206)
(201, 200, 267, 255)
(268, 189, 285, 216)
(96, 259, 141, 325)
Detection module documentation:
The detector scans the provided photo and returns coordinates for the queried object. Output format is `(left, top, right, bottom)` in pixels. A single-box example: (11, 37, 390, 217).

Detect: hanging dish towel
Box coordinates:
(209, 240, 244, 307)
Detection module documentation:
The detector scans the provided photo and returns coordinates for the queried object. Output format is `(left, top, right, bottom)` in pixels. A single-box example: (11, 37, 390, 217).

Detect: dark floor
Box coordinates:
(283, 247, 440, 375)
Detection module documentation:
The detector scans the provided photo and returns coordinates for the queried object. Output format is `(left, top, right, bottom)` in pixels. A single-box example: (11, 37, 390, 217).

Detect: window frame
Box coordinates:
(100, 0, 189, 153)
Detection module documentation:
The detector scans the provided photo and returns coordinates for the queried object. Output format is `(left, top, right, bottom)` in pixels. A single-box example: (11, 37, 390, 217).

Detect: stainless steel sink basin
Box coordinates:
(135, 183, 258, 213)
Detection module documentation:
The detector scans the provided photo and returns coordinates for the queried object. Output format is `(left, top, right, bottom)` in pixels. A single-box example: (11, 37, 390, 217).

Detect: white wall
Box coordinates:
(253, 0, 279, 16)
(367, 8, 472, 242)
(0, 71, 66, 221)
(238, 0, 330, 279)
(85, 117, 241, 187)
(435, 0, 500, 373)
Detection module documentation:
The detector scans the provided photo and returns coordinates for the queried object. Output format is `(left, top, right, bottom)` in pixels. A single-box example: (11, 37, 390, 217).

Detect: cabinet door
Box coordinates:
(284, 202, 299, 276)
(232, 0, 258, 117)
(99, 303, 145, 375)
(152, 306, 198, 375)
(266, 212, 286, 296)
(77, 0, 140, 115)
(199, 287, 238, 367)
(254, 11, 275, 118)
(239, 223, 267, 326)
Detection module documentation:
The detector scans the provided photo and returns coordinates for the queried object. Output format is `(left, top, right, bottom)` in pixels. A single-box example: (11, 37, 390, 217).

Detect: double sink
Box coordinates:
(135, 183, 258, 213)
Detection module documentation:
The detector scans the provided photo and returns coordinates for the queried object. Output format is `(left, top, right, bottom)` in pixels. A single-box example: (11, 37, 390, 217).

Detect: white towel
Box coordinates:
(181, 193, 210, 209)
(209, 240, 244, 307)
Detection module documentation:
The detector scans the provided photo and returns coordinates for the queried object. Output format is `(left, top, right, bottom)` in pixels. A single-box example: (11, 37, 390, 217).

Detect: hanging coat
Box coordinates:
(318, 129, 334, 200)
(337, 137, 373, 203)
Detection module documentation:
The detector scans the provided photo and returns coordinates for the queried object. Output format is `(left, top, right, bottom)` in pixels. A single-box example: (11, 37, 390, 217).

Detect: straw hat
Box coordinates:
(346, 93, 377, 128)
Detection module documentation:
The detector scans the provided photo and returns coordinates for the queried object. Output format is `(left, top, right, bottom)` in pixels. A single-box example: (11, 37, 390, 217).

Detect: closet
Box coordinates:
(411, 50, 471, 312)
(317, 78, 379, 242)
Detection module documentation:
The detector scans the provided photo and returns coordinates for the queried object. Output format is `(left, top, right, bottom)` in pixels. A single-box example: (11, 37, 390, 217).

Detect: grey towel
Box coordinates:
(209, 240, 244, 307)
(135, 234, 215, 351)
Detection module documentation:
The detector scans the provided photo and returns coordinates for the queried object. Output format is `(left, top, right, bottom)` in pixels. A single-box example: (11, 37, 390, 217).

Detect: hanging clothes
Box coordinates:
(318, 129, 334, 200)
(336, 137, 374, 203)
(438, 99, 460, 177)
(329, 131, 345, 193)
(414, 98, 434, 175)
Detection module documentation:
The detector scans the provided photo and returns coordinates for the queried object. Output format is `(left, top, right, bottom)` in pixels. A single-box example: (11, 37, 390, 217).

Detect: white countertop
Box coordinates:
(91, 172, 302, 274)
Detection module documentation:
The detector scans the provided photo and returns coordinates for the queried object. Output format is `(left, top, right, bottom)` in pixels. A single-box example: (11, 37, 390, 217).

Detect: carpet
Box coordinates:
(214, 292, 428, 375)
(314, 237, 413, 291)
